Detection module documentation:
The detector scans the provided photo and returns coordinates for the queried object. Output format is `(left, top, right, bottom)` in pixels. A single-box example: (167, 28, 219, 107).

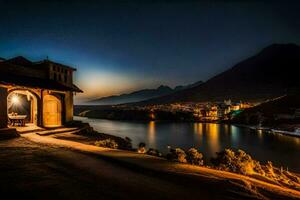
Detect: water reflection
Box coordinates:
(230, 125, 239, 145)
(147, 121, 156, 148)
(224, 124, 230, 135)
(193, 123, 203, 148)
(75, 116, 300, 172)
(194, 123, 204, 136)
(257, 129, 263, 138)
(206, 123, 220, 155)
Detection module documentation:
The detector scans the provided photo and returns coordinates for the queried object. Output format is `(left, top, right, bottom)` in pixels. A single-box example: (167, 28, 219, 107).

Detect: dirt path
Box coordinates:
(0, 135, 299, 200)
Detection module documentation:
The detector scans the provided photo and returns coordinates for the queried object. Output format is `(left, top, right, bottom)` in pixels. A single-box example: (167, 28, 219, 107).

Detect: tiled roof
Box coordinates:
(0, 56, 82, 93)
(4, 56, 32, 66)
(0, 73, 83, 92)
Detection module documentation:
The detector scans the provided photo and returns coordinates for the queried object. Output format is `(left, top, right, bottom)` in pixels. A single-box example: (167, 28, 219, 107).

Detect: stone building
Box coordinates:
(0, 56, 82, 128)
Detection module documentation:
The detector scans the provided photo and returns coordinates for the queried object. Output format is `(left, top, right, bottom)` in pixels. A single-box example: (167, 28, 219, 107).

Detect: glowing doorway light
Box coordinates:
(11, 95, 20, 105)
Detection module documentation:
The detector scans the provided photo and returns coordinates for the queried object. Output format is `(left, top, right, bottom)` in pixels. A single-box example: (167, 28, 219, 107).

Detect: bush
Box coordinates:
(186, 148, 204, 166)
(124, 137, 132, 149)
(95, 139, 118, 149)
(166, 148, 187, 163)
(137, 142, 146, 153)
(211, 148, 300, 191)
(147, 148, 162, 157)
(265, 161, 276, 179)
(211, 149, 236, 172)
(211, 149, 263, 175)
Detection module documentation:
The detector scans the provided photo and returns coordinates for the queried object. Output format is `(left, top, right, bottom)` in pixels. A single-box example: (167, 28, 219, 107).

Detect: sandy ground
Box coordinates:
(0, 134, 299, 200)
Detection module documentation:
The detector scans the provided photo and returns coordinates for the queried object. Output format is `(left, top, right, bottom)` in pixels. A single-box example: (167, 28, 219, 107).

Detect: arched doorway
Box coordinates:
(7, 90, 38, 126)
(43, 94, 62, 127)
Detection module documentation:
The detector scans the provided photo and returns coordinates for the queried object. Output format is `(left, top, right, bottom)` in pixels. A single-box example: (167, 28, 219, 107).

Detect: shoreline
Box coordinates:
(234, 123, 300, 138)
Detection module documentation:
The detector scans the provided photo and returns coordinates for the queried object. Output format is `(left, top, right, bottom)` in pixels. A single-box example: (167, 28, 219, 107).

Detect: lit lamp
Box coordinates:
(11, 95, 20, 105)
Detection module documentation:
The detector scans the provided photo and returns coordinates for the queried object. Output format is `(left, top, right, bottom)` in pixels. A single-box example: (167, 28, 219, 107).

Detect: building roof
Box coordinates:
(3, 56, 76, 71)
(0, 73, 83, 93)
(0, 56, 82, 93)
(4, 56, 33, 66)
(36, 60, 77, 71)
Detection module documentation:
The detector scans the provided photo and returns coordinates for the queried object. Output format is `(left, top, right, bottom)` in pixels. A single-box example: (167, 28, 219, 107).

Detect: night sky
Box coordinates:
(0, 0, 299, 104)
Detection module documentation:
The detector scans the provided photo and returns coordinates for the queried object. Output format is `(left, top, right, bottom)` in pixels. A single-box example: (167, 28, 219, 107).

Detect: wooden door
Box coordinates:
(43, 95, 61, 127)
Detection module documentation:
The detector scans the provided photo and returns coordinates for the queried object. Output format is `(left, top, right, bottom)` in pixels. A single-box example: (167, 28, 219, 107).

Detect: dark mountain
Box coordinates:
(89, 85, 173, 105)
(174, 80, 203, 91)
(232, 94, 300, 129)
(135, 43, 300, 105)
(88, 81, 204, 105)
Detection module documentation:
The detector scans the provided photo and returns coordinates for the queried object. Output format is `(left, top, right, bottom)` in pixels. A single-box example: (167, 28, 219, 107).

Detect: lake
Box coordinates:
(75, 116, 300, 172)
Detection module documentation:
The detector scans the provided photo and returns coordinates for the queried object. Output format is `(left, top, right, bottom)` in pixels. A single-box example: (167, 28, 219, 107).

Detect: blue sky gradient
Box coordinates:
(0, 0, 299, 103)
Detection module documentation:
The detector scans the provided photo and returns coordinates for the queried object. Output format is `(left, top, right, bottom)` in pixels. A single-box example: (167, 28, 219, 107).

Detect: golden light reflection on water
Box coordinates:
(224, 124, 230, 135)
(257, 129, 263, 140)
(193, 123, 204, 146)
(207, 123, 220, 154)
(193, 123, 203, 136)
(147, 121, 156, 147)
(193, 123, 221, 154)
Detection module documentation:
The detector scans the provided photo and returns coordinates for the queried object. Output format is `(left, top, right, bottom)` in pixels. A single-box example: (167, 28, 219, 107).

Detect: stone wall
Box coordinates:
(64, 91, 74, 122)
(0, 87, 8, 128)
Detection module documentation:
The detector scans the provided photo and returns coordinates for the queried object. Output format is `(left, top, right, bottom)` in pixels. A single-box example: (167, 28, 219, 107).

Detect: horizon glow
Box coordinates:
(0, 1, 300, 104)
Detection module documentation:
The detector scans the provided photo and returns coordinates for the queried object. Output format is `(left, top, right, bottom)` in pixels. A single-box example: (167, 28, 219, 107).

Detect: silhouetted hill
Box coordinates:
(88, 85, 172, 105)
(232, 94, 300, 129)
(135, 43, 300, 105)
(174, 80, 203, 91)
(88, 81, 203, 105)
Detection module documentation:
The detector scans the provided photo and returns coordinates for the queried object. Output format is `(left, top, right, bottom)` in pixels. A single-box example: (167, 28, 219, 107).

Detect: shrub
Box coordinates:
(147, 148, 162, 157)
(211, 149, 263, 175)
(211, 149, 237, 172)
(167, 148, 187, 163)
(235, 150, 257, 175)
(124, 137, 132, 149)
(211, 148, 300, 190)
(265, 161, 276, 179)
(137, 142, 146, 153)
(95, 139, 118, 149)
(253, 160, 265, 176)
(186, 148, 204, 166)
(283, 170, 300, 184)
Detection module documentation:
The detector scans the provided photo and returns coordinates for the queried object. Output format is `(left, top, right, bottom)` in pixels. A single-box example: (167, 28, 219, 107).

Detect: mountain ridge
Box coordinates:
(132, 43, 300, 105)
(88, 81, 203, 105)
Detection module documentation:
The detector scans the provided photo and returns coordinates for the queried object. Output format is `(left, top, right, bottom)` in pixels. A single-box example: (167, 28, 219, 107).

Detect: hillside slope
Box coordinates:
(135, 43, 300, 105)
(232, 94, 300, 128)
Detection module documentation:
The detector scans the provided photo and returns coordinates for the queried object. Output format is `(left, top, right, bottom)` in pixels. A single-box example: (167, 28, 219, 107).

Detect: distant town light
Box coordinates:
(149, 112, 155, 121)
